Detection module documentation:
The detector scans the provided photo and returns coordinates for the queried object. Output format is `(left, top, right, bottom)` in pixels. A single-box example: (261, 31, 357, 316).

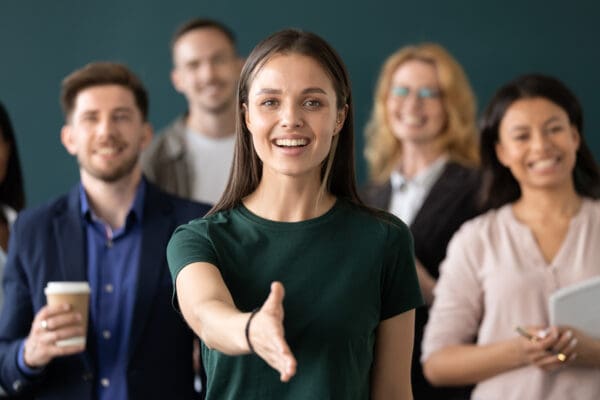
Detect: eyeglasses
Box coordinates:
(390, 86, 442, 99)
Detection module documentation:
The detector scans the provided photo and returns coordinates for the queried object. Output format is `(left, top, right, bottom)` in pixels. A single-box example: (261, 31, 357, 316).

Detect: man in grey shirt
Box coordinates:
(142, 18, 242, 204)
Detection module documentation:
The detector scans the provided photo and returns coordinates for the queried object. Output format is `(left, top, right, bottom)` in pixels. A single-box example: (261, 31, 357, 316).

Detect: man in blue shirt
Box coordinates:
(0, 62, 210, 399)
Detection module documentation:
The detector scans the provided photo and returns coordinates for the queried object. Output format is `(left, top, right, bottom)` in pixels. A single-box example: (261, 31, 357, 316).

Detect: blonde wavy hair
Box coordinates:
(364, 43, 479, 183)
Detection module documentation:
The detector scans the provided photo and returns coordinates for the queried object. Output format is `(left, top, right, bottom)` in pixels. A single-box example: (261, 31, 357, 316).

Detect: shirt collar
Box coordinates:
(391, 155, 448, 191)
(79, 178, 146, 226)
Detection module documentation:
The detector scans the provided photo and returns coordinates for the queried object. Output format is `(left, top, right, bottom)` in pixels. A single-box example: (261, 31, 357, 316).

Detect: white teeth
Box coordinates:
(275, 138, 308, 147)
(401, 115, 425, 126)
(530, 158, 557, 170)
(96, 148, 119, 155)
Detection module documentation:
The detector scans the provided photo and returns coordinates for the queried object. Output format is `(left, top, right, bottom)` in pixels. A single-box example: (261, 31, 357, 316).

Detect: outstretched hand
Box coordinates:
(247, 281, 297, 382)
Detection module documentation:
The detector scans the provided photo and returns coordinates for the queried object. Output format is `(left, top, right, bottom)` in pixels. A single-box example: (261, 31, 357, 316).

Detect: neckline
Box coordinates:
(237, 199, 342, 230)
(506, 198, 587, 231)
(504, 198, 589, 267)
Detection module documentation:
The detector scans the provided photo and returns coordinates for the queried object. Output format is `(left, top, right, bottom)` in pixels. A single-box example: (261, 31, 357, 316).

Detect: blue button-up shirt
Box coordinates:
(17, 181, 146, 399)
(81, 180, 145, 400)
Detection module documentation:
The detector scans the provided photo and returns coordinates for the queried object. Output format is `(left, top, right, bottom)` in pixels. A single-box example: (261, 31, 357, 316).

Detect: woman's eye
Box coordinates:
(548, 125, 564, 134)
(304, 100, 321, 108)
(391, 86, 409, 97)
(261, 99, 278, 107)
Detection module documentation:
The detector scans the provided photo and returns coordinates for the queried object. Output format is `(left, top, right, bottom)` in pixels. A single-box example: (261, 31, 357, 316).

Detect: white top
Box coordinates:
(422, 199, 600, 400)
(388, 156, 447, 225)
(185, 129, 235, 205)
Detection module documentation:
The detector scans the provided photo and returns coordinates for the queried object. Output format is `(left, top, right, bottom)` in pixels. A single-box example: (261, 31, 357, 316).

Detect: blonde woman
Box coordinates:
(362, 43, 481, 400)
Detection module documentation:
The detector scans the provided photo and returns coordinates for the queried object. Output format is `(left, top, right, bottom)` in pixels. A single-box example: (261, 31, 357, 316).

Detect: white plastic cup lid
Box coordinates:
(44, 281, 91, 295)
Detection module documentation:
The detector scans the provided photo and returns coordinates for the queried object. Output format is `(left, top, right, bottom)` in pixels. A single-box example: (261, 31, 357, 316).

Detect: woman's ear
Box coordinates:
(243, 103, 251, 129)
(571, 125, 581, 150)
(495, 141, 509, 167)
(334, 105, 348, 135)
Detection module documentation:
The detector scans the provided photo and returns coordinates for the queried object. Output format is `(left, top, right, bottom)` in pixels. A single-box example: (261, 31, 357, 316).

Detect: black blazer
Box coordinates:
(0, 181, 210, 399)
(361, 162, 481, 400)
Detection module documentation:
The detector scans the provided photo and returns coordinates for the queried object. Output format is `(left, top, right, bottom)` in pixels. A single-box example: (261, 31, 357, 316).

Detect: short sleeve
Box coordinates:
(380, 220, 424, 320)
(166, 220, 219, 285)
(421, 221, 484, 361)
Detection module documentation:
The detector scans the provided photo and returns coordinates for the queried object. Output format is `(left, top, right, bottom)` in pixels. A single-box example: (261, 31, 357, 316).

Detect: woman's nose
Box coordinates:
(280, 104, 303, 129)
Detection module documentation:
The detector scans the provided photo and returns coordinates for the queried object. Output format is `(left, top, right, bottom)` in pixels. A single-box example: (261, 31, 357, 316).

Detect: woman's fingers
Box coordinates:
(262, 281, 285, 317)
(250, 281, 297, 381)
(522, 327, 579, 371)
(259, 337, 297, 381)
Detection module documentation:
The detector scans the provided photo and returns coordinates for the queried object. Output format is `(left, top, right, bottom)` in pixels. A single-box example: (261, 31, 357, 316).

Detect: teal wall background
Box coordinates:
(1, 0, 599, 206)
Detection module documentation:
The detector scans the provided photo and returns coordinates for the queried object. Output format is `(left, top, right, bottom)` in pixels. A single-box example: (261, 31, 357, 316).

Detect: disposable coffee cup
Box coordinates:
(44, 281, 91, 347)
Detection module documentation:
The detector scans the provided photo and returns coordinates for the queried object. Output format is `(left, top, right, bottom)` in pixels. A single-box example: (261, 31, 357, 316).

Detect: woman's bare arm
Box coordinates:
(176, 262, 296, 381)
(371, 310, 415, 400)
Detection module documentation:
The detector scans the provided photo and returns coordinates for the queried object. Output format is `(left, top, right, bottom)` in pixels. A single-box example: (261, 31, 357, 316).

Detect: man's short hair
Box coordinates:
(170, 18, 236, 52)
(61, 62, 149, 121)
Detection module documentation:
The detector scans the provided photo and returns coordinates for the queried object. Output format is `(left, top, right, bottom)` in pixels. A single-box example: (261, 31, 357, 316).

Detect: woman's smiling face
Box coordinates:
(496, 97, 580, 193)
(386, 59, 447, 145)
(244, 52, 346, 181)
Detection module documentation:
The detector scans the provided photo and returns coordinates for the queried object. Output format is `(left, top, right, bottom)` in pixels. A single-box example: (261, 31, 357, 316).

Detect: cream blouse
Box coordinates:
(423, 198, 600, 400)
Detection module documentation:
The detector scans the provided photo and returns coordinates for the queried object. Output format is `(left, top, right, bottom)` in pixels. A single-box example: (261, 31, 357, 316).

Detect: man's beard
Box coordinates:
(78, 153, 139, 183)
(194, 81, 235, 114)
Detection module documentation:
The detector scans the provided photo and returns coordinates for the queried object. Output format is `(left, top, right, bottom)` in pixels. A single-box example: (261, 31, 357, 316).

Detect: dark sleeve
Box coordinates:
(0, 215, 44, 396)
(166, 221, 220, 285)
(411, 165, 482, 278)
(380, 221, 424, 320)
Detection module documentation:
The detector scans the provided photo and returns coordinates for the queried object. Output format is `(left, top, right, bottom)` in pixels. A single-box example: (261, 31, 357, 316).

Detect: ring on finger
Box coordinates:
(557, 353, 567, 362)
(41, 319, 49, 331)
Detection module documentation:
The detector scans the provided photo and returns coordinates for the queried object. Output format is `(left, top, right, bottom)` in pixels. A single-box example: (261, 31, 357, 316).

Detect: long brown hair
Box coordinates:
(210, 29, 364, 214)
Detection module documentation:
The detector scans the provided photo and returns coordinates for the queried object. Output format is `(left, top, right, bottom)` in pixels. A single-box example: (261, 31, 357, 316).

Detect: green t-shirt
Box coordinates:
(167, 199, 423, 400)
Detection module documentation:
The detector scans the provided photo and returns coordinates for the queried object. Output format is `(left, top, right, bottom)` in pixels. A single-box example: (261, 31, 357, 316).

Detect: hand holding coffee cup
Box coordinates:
(44, 282, 90, 347)
(23, 282, 90, 368)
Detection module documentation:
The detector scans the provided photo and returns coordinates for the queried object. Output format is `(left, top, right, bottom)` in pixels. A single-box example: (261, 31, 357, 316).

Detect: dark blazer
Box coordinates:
(361, 162, 482, 400)
(0, 181, 210, 400)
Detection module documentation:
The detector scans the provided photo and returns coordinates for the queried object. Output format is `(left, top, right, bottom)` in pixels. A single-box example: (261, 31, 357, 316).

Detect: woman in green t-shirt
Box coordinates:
(167, 29, 423, 399)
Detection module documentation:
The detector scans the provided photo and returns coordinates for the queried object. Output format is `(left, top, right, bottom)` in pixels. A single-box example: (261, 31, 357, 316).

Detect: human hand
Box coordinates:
(247, 281, 297, 382)
(552, 326, 600, 368)
(515, 326, 576, 371)
(23, 304, 86, 368)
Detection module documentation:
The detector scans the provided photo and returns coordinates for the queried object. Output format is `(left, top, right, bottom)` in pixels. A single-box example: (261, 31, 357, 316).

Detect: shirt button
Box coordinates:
(101, 378, 110, 387)
(103, 330, 111, 339)
(104, 284, 114, 293)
